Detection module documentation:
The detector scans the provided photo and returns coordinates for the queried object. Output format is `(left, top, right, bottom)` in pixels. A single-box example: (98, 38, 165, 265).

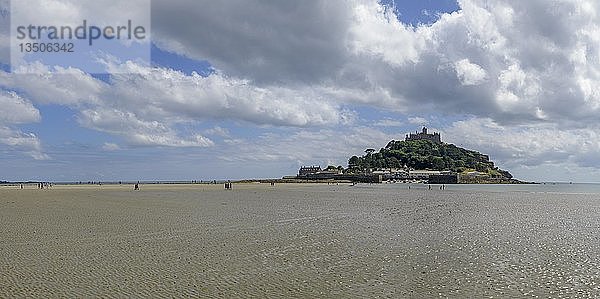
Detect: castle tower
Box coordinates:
(405, 127, 442, 143)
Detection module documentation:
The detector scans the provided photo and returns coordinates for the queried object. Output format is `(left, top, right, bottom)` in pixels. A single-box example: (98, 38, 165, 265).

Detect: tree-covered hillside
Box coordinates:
(348, 139, 512, 178)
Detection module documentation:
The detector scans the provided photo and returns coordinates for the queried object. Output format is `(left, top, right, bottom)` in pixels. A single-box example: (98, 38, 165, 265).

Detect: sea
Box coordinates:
(395, 182, 600, 194)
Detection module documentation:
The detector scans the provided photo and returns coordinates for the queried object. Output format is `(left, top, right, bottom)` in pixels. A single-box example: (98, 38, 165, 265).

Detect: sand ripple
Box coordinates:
(1, 185, 600, 297)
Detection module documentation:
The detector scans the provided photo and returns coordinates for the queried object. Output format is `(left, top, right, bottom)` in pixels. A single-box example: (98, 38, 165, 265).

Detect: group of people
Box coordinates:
(427, 185, 446, 190)
(19, 182, 52, 190)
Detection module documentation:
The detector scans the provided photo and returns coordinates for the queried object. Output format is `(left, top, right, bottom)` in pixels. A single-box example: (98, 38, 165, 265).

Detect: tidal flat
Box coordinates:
(1, 183, 600, 297)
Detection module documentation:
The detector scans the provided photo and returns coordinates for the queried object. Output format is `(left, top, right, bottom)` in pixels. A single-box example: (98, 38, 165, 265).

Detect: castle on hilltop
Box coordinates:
(405, 127, 441, 143)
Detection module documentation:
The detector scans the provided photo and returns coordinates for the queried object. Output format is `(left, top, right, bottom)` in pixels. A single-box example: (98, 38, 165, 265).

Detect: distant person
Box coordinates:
(134, 182, 139, 191)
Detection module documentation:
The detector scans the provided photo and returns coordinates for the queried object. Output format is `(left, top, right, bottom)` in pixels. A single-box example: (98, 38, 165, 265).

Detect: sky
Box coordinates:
(1, 0, 600, 182)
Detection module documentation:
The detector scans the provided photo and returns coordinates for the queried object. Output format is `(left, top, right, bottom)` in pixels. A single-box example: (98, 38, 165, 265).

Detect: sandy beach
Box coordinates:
(1, 183, 600, 297)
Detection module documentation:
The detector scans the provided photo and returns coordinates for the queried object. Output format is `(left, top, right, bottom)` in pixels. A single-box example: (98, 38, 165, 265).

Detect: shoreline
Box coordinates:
(0, 180, 538, 188)
(0, 180, 542, 192)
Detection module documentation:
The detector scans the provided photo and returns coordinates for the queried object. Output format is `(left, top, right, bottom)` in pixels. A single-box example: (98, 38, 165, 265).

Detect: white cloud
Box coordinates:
(8, 0, 150, 39)
(3, 0, 600, 179)
(216, 126, 396, 167)
(0, 63, 105, 106)
(443, 118, 600, 175)
(0, 91, 40, 124)
(7, 0, 599, 131)
(4, 0, 599, 127)
(79, 108, 214, 148)
(102, 143, 121, 151)
(103, 61, 351, 127)
(9, 0, 151, 72)
(349, 1, 427, 66)
(495, 63, 541, 111)
(147, 0, 600, 126)
(204, 126, 230, 138)
(0, 91, 47, 160)
(408, 117, 429, 126)
(454, 59, 487, 86)
(0, 127, 48, 160)
(373, 118, 403, 127)
(0, 62, 352, 149)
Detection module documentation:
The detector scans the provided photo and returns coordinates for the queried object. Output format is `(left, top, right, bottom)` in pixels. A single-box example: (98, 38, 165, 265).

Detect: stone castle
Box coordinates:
(405, 127, 441, 143)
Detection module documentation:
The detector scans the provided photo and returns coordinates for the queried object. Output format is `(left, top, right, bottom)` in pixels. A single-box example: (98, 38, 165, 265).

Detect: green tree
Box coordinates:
(349, 139, 513, 178)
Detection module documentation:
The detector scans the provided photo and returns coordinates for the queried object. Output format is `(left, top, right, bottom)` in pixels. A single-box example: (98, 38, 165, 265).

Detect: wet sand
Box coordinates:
(1, 183, 600, 297)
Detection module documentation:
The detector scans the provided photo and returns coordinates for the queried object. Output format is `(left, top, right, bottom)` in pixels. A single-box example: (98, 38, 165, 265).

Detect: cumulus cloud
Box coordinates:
(103, 61, 351, 127)
(102, 143, 121, 151)
(0, 63, 105, 106)
(204, 126, 230, 138)
(0, 91, 40, 124)
(10, 0, 150, 27)
(3, 0, 600, 179)
(217, 126, 396, 166)
(0, 92, 47, 160)
(0, 127, 48, 160)
(7, 0, 599, 131)
(444, 118, 600, 171)
(0, 62, 352, 148)
(373, 118, 403, 127)
(408, 117, 429, 126)
(78, 108, 214, 148)
(454, 59, 487, 86)
(147, 0, 600, 127)
(152, 0, 353, 84)
(349, 1, 427, 66)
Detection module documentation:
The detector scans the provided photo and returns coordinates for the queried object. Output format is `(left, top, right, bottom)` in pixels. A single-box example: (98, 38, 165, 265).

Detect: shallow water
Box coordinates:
(403, 182, 600, 194)
(1, 184, 600, 297)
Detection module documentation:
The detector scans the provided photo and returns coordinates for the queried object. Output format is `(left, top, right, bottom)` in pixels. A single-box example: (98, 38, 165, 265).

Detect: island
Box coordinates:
(290, 127, 526, 184)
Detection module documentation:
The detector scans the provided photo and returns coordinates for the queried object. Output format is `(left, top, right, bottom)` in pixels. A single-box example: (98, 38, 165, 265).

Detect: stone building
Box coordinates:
(298, 166, 322, 177)
(405, 127, 441, 143)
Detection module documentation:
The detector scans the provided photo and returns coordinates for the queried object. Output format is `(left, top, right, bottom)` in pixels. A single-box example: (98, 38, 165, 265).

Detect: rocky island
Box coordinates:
(293, 127, 526, 184)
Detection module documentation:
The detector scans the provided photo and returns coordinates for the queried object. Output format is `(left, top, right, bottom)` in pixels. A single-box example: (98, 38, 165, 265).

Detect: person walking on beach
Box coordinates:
(134, 182, 140, 191)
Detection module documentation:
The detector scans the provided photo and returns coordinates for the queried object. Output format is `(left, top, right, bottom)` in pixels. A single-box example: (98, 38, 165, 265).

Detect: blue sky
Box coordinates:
(382, 0, 459, 25)
(2, 0, 600, 182)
